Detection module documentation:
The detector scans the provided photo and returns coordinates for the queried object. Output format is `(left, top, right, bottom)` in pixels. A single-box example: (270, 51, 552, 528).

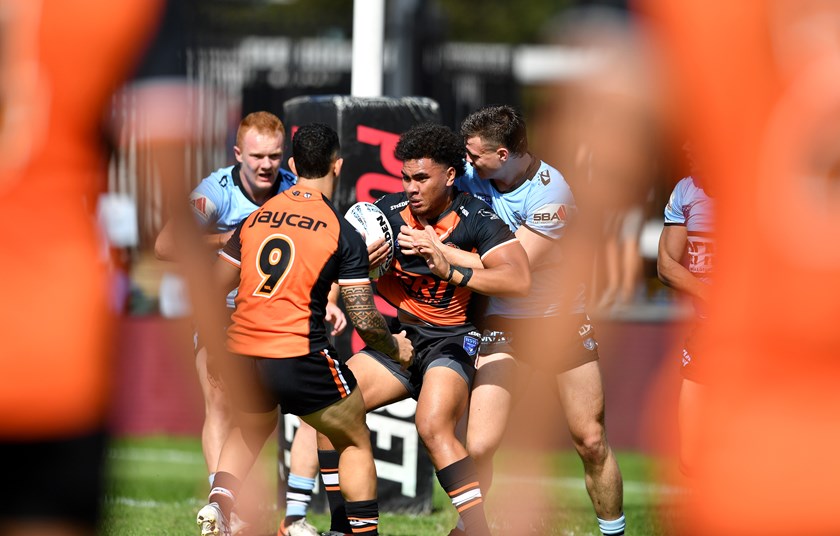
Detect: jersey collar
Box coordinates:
(231, 163, 285, 206)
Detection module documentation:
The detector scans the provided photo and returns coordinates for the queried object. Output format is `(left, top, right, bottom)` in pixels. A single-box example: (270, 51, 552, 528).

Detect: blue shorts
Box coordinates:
(361, 322, 481, 399)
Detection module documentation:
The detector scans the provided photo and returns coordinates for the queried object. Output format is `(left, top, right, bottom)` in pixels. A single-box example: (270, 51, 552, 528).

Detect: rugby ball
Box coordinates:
(344, 201, 395, 280)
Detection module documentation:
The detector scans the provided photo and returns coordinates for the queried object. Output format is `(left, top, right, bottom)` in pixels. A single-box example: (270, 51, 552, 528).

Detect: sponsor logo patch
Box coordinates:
(532, 203, 568, 226)
(190, 196, 207, 217)
(474, 193, 492, 204)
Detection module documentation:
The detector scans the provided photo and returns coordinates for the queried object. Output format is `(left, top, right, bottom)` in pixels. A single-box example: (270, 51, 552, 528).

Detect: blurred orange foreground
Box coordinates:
(642, 1, 840, 534)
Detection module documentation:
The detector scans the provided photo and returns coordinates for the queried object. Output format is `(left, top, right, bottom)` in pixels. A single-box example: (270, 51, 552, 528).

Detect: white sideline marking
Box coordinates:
(109, 447, 205, 465)
(496, 475, 685, 496)
(107, 446, 684, 502)
(107, 497, 203, 509)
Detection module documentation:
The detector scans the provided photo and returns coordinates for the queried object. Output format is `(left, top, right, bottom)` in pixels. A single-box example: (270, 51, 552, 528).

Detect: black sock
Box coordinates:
(345, 499, 379, 535)
(437, 457, 491, 536)
(318, 449, 351, 532)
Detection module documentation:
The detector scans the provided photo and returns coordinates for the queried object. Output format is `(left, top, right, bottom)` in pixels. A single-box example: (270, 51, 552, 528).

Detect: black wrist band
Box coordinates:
(446, 264, 455, 282)
(454, 267, 473, 287)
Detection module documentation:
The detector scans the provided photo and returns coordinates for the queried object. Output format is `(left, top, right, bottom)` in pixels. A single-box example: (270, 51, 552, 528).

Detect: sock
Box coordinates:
(437, 457, 491, 536)
(345, 499, 379, 535)
(208, 471, 241, 520)
(319, 449, 351, 532)
(284, 473, 316, 524)
(598, 513, 626, 535)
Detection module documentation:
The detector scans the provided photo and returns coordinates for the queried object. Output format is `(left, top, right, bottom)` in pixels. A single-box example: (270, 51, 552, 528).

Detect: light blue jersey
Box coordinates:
(456, 160, 584, 317)
(189, 164, 297, 232)
(189, 164, 297, 307)
(664, 176, 714, 316)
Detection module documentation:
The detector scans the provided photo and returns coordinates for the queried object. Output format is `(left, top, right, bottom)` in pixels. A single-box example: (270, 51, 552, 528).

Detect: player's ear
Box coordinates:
(288, 157, 297, 176)
(333, 157, 344, 177)
(497, 147, 509, 162)
(445, 165, 456, 186)
(233, 145, 243, 163)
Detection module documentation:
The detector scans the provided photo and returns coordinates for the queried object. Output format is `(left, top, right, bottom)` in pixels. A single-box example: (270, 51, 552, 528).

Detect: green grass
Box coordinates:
(103, 436, 679, 535)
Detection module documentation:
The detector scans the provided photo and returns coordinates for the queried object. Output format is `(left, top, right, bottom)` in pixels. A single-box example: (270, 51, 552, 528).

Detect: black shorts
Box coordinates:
(479, 313, 600, 374)
(222, 346, 358, 416)
(361, 322, 481, 400)
(0, 430, 106, 528)
(681, 320, 708, 383)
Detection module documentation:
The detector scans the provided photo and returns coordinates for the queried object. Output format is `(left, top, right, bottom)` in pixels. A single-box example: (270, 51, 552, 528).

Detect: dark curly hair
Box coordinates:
(460, 105, 528, 156)
(394, 122, 466, 177)
(291, 122, 340, 178)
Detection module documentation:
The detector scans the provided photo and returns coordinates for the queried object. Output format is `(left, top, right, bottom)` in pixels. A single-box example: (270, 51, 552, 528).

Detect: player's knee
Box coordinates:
(466, 434, 499, 463)
(415, 418, 452, 454)
(574, 428, 609, 466)
(325, 422, 372, 453)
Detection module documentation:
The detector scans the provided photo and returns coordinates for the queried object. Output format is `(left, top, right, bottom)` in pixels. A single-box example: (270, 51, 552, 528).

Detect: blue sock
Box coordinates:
(598, 513, 626, 535)
(285, 473, 316, 520)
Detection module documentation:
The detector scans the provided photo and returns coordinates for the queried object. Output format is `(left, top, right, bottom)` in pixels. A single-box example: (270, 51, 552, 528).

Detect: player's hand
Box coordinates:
(367, 236, 389, 270)
(392, 330, 414, 371)
(398, 225, 423, 255)
(398, 224, 444, 255)
(402, 225, 449, 279)
(205, 350, 224, 390)
(325, 301, 347, 336)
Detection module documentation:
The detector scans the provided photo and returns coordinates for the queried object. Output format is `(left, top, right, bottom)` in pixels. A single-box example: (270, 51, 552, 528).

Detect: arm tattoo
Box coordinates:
(341, 285, 398, 358)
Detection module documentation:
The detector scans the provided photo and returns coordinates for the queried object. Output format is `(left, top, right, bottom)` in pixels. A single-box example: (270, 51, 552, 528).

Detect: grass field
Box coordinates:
(103, 436, 681, 535)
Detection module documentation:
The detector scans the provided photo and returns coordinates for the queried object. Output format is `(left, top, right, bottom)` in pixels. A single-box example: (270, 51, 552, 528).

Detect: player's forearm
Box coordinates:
(154, 222, 177, 261)
(440, 244, 484, 269)
(340, 285, 400, 360)
(445, 263, 531, 297)
(328, 282, 341, 305)
(657, 257, 709, 301)
(206, 231, 233, 250)
(156, 222, 230, 261)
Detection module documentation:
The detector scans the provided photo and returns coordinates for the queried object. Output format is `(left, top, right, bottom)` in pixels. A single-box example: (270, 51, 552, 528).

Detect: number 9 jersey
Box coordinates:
(220, 184, 370, 358)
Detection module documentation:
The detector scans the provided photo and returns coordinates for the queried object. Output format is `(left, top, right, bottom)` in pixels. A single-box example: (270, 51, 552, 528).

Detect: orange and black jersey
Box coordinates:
(374, 191, 518, 327)
(220, 184, 370, 358)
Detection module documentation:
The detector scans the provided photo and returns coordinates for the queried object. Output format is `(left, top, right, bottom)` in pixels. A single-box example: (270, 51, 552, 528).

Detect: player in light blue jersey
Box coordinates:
(156, 112, 337, 536)
(403, 105, 625, 536)
(657, 171, 714, 476)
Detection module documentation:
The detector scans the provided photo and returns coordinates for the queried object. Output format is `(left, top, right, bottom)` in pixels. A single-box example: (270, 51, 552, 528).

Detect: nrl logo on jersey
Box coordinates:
(538, 169, 551, 185)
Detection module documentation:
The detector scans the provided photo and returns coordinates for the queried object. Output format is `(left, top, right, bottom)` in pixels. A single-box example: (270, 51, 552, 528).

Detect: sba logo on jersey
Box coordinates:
(532, 203, 568, 226)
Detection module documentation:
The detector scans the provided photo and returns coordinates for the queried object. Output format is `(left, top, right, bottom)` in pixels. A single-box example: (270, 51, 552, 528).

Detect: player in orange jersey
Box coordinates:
(195, 123, 413, 536)
(641, 1, 840, 533)
(318, 123, 531, 536)
(155, 111, 332, 536)
(0, 0, 171, 534)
